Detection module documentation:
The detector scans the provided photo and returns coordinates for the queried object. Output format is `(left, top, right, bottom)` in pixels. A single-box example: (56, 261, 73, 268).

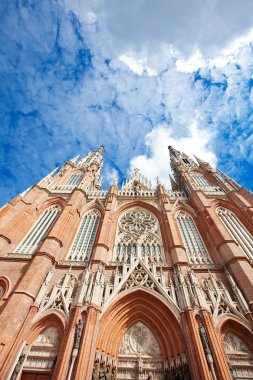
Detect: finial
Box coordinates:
(193, 154, 205, 166)
(69, 154, 80, 165)
(156, 176, 161, 186)
(113, 175, 118, 187)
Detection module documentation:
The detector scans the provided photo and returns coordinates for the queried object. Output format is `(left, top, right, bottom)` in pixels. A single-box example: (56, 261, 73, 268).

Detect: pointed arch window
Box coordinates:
(16, 205, 61, 254)
(176, 211, 211, 263)
(66, 173, 83, 186)
(191, 172, 210, 187)
(217, 207, 253, 259)
(68, 209, 100, 261)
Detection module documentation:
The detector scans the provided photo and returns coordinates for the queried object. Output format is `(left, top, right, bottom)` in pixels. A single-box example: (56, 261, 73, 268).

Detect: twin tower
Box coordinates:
(0, 145, 253, 380)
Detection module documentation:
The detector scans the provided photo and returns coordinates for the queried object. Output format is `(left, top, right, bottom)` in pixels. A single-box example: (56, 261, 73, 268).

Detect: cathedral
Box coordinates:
(0, 145, 253, 380)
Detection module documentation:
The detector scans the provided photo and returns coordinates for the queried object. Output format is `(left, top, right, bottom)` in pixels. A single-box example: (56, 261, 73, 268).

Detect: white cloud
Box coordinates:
(119, 53, 157, 76)
(176, 50, 206, 73)
(103, 167, 119, 186)
(130, 122, 217, 188)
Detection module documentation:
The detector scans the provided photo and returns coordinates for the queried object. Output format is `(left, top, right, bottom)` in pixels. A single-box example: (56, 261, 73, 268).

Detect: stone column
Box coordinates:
(54, 306, 82, 380)
(74, 305, 100, 380)
(181, 309, 212, 380)
(92, 184, 118, 264)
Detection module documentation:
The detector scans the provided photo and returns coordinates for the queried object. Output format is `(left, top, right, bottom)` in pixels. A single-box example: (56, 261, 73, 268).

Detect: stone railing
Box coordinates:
(199, 185, 226, 196)
(118, 190, 157, 197)
(53, 184, 77, 193)
(86, 190, 108, 198)
(166, 190, 187, 199)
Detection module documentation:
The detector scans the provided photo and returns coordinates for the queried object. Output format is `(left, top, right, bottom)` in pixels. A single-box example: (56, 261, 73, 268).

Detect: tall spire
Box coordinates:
(69, 154, 80, 165)
(77, 145, 104, 170)
(193, 155, 206, 166)
(169, 174, 178, 191)
(217, 168, 241, 190)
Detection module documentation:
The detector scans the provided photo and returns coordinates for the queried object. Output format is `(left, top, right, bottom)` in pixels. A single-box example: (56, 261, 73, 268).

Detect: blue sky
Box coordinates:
(1, 0, 253, 206)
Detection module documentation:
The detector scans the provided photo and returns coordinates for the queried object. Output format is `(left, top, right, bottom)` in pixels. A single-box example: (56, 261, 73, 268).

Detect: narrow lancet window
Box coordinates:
(66, 173, 83, 186)
(217, 207, 253, 259)
(68, 209, 100, 261)
(191, 172, 210, 187)
(176, 211, 211, 263)
(16, 205, 61, 254)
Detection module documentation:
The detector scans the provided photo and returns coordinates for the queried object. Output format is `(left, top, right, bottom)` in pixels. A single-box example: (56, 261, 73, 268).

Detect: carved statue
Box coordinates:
(199, 323, 213, 363)
(10, 350, 26, 380)
(110, 366, 116, 380)
(92, 360, 100, 380)
(74, 319, 83, 350)
(146, 372, 154, 380)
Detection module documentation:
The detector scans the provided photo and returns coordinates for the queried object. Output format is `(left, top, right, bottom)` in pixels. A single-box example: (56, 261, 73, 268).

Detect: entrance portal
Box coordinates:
(117, 322, 163, 380)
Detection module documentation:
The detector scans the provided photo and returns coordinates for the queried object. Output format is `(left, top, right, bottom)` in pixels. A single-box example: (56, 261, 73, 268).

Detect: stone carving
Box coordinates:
(38, 269, 77, 317)
(23, 326, 59, 371)
(115, 208, 163, 263)
(119, 209, 156, 236)
(224, 333, 251, 353)
(224, 332, 253, 380)
(118, 322, 163, 380)
(122, 263, 158, 291)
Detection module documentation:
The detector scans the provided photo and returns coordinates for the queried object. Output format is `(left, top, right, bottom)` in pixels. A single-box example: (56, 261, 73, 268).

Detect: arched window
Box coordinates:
(114, 208, 164, 264)
(191, 172, 210, 187)
(217, 207, 253, 260)
(16, 205, 61, 254)
(68, 209, 100, 261)
(66, 173, 83, 186)
(176, 211, 211, 264)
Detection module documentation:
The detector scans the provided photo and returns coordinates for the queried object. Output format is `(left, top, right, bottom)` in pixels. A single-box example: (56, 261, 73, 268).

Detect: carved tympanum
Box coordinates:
(118, 322, 163, 380)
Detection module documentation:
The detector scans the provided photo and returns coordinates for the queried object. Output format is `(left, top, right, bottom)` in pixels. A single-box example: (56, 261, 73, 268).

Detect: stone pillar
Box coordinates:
(157, 185, 189, 265)
(74, 305, 100, 380)
(181, 309, 212, 380)
(92, 185, 117, 264)
(54, 306, 82, 380)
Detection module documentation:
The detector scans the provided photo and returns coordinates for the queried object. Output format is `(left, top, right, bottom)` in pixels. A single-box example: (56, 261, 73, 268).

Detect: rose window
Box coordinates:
(115, 208, 163, 263)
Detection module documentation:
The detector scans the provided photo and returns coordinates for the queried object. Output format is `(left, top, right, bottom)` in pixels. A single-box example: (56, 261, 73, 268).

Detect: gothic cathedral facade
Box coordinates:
(0, 145, 253, 380)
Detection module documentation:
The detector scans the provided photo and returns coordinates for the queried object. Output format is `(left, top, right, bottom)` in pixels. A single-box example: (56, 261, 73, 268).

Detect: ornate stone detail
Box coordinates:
(115, 208, 164, 264)
(224, 333, 253, 380)
(119, 209, 156, 236)
(224, 333, 251, 354)
(122, 263, 158, 291)
(202, 273, 248, 322)
(24, 327, 59, 371)
(36, 268, 77, 317)
(118, 322, 163, 380)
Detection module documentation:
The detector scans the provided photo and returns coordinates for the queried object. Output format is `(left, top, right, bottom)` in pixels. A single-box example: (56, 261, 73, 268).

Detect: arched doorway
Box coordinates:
(224, 332, 253, 379)
(118, 321, 163, 380)
(95, 289, 187, 379)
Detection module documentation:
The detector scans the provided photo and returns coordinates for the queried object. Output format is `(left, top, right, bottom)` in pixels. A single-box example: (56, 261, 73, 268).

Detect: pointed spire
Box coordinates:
(77, 145, 104, 169)
(193, 154, 205, 166)
(217, 168, 241, 190)
(169, 174, 178, 191)
(69, 154, 80, 165)
(168, 145, 180, 158)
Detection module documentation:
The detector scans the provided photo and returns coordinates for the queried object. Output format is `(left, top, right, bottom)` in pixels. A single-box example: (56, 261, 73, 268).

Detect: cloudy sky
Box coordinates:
(1, 0, 253, 205)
